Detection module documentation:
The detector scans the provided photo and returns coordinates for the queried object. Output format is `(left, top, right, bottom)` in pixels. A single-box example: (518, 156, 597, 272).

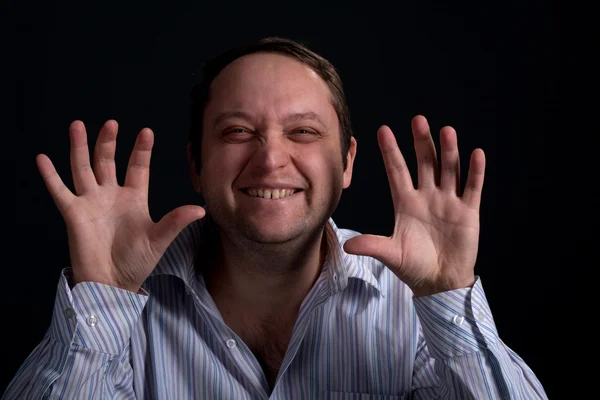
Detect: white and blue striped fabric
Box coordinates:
(3, 218, 547, 399)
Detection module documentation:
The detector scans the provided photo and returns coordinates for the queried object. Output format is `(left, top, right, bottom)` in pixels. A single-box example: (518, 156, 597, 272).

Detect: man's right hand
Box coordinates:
(36, 120, 206, 293)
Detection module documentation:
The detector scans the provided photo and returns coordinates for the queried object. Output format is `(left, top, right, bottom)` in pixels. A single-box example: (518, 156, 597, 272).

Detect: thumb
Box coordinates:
(343, 234, 399, 268)
(149, 205, 206, 254)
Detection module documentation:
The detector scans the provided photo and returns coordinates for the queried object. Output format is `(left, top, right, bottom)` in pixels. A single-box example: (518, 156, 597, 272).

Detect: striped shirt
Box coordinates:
(3, 218, 547, 399)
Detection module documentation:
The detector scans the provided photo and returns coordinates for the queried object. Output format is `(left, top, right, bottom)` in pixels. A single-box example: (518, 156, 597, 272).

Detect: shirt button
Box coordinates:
(451, 315, 465, 326)
(476, 311, 486, 322)
(64, 308, 75, 318)
(86, 315, 98, 327)
(226, 339, 237, 349)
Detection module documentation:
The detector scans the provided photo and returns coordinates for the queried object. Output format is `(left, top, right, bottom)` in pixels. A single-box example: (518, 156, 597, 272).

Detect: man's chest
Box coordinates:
(135, 277, 416, 398)
(133, 302, 415, 399)
(232, 316, 296, 390)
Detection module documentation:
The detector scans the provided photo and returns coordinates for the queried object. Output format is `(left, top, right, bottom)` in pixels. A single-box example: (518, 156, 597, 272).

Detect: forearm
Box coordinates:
(2, 337, 127, 399)
(412, 277, 548, 399)
(2, 269, 147, 399)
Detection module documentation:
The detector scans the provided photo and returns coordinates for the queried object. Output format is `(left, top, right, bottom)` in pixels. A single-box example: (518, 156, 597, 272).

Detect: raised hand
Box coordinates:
(36, 120, 206, 292)
(343, 115, 486, 296)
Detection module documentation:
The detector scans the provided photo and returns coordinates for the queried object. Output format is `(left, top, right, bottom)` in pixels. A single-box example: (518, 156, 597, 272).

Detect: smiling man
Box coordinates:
(3, 37, 548, 399)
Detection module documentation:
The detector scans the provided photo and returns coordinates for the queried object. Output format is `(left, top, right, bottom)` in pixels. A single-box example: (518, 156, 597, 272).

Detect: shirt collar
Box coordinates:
(325, 218, 384, 297)
(150, 216, 383, 297)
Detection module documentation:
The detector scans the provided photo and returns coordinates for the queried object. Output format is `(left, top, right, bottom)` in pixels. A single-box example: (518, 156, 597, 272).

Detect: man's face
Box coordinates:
(190, 52, 356, 244)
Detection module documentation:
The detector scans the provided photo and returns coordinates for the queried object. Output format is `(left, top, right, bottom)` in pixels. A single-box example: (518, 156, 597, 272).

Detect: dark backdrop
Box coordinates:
(4, 1, 562, 397)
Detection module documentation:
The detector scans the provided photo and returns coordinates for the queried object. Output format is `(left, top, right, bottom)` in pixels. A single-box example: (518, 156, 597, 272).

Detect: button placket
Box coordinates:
(476, 310, 486, 322)
(86, 315, 98, 327)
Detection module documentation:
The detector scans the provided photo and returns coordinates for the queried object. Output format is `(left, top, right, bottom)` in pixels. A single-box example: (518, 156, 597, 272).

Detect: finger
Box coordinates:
(36, 153, 76, 215)
(124, 128, 154, 194)
(69, 120, 98, 194)
(462, 148, 486, 208)
(343, 234, 398, 268)
(411, 115, 439, 188)
(149, 205, 206, 255)
(439, 126, 460, 194)
(377, 125, 415, 203)
(93, 120, 119, 186)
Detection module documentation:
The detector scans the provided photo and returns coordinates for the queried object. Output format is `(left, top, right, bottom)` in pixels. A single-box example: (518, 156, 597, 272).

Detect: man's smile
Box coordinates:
(241, 188, 303, 200)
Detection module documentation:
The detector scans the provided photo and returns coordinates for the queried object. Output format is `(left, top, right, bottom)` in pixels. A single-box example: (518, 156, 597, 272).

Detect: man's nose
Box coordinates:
(250, 135, 290, 172)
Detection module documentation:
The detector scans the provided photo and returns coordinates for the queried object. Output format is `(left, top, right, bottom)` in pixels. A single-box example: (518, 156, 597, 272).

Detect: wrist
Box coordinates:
(411, 275, 476, 297)
(72, 271, 141, 293)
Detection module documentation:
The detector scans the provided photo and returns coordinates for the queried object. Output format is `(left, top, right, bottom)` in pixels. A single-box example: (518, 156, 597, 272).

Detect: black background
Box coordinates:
(4, 1, 563, 397)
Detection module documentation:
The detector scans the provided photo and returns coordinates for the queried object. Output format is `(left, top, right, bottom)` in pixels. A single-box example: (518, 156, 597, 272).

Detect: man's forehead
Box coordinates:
(220, 52, 317, 77)
(206, 53, 336, 124)
(210, 53, 326, 95)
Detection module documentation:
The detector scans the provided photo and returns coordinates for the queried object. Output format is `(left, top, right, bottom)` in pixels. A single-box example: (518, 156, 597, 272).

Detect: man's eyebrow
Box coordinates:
(282, 112, 327, 128)
(213, 111, 254, 129)
(212, 111, 327, 129)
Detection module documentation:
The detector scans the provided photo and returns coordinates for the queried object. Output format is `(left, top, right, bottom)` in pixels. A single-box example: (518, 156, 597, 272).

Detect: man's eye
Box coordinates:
(221, 127, 253, 142)
(295, 129, 318, 135)
(223, 127, 254, 137)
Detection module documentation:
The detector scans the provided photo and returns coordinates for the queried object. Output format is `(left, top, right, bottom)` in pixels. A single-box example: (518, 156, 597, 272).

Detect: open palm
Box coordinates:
(344, 115, 485, 296)
(37, 120, 205, 292)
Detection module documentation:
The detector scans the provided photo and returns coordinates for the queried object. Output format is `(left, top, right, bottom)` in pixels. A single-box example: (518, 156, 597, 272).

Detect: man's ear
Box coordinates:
(187, 142, 202, 193)
(342, 137, 357, 189)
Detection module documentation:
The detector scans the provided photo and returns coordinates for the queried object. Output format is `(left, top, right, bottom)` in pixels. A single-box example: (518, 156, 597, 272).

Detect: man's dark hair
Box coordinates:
(188, 36, 354, 173)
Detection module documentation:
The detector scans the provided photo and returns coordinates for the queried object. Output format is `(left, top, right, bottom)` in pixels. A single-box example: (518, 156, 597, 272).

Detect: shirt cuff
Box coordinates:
(412, 276, 500, 360)
(49, 268, 149, 355)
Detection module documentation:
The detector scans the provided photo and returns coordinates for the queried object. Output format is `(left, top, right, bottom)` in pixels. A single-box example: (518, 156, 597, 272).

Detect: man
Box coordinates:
(3, 37, 547, 399)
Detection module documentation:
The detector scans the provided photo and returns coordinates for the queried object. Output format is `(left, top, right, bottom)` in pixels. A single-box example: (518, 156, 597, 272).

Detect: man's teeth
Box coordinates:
(247, 189, 297, 199)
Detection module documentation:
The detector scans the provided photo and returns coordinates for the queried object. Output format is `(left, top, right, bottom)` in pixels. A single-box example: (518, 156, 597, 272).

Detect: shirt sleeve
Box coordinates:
(2, 268, 148, 400)
(410, 277, 548, 399)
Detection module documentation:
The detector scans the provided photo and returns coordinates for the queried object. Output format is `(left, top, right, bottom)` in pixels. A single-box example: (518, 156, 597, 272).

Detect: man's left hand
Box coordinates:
(343, 115, 486, 297)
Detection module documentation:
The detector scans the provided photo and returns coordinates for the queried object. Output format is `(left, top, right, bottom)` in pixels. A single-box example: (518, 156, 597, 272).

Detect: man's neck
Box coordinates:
(203, 223, 332, 319)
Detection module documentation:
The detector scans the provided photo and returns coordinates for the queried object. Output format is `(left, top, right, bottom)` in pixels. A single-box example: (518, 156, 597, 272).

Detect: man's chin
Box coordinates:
(239, 224, 304, 244)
